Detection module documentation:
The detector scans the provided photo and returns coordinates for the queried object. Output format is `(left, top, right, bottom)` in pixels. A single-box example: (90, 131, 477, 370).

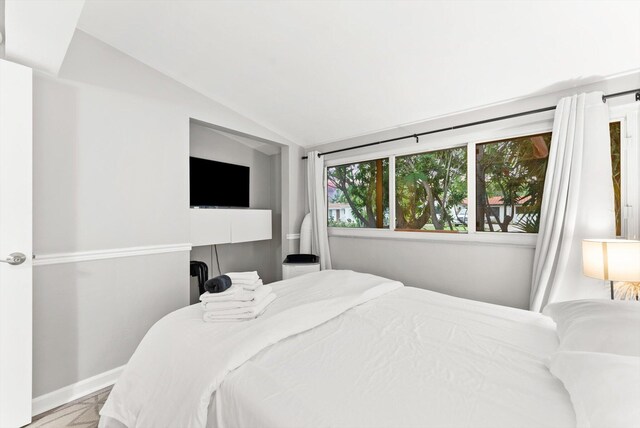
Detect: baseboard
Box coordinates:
(31, 365, 124, 417)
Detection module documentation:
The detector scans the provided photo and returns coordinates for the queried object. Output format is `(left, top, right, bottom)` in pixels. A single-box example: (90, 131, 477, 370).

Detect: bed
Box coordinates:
(99, 270, 576, 428)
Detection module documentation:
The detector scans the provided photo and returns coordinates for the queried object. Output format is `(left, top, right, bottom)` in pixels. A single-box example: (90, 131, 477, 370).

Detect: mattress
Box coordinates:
(216, 287, 575, 428)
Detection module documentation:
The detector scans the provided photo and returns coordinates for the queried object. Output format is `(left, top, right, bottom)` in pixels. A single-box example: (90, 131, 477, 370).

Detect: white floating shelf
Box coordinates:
(190, 208, 272, 247)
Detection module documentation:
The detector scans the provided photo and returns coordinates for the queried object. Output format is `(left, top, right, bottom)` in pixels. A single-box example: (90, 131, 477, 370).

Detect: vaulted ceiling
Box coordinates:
(77, 0, 640, 146)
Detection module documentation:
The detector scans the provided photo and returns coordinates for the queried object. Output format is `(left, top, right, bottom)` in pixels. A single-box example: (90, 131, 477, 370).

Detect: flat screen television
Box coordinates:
(190, 156, 250, 208)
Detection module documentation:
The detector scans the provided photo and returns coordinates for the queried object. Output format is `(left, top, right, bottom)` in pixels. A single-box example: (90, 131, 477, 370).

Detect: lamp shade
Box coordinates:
(582, 239, 640, 282)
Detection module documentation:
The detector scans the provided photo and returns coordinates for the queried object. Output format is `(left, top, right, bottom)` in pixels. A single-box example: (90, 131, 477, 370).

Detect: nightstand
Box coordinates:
(282, 262, 320, 280)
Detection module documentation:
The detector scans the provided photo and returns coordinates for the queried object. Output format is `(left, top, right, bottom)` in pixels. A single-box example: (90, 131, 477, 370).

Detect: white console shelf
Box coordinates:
(190, 208, 272, 247)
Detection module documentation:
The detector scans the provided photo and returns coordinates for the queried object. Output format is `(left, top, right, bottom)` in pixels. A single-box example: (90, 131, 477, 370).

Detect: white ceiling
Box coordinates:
(5, 0, 85, 74)
(77, 0, 640, 147)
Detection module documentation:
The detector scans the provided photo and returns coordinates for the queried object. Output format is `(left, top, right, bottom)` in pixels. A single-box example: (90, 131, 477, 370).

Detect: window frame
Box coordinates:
(610, 102, 640, 240)
(471, 131, 553, 235)
(326, 103, 639, 246)
(392, 145, 469, 234)
(326, 157, 390, 229)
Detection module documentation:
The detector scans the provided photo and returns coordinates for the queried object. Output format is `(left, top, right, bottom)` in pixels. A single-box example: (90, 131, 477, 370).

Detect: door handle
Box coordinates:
(0, 253, 26, 265)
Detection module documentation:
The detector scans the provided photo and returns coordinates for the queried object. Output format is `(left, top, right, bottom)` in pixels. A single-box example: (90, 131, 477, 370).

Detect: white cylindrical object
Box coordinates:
(299, 212, 312, 254)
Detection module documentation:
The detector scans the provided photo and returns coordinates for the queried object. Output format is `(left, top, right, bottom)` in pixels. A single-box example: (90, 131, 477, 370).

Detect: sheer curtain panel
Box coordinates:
(530, 92, 616, 311)
(306, 151, 332, 269)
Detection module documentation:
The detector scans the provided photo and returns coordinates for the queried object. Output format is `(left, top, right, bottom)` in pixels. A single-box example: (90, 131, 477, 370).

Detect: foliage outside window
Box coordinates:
(327, 159, 389, 228)
(328, 124, 622, 235)
(475, 133, 552, 233)
(395, 147, 467, 232)
(610, 121, 621, 236)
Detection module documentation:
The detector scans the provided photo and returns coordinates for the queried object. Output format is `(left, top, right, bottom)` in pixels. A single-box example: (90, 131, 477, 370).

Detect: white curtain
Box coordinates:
(530, 92, 616, 312)
(306, 151, 332, 269)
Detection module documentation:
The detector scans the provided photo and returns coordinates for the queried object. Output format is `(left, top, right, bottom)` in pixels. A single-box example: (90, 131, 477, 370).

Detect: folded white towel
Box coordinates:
(201, 285, 273, 311)
(238, 279, 263, 291)
(231, 277, 263, 286)
(198, 284, 241, 300)
(226, 271, 260, 282)
(202, 293, 276, 322)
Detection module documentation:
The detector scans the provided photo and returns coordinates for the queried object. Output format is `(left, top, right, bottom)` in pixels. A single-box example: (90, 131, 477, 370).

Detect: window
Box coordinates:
(327, 115, 633, 238)
(395, 147, 467, 232)
(610, 121, 621, 236)
(475, 132, 552, 233)
(327, 159, 389, 228)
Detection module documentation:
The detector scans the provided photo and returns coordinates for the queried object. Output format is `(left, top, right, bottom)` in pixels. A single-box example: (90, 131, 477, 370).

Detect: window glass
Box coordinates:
(395, 147, 467, 232)
(327, 159, 389, 228)
(475, 132, 552, 233)
(326, 122, 622, 237)
(609, 121, 621, 236)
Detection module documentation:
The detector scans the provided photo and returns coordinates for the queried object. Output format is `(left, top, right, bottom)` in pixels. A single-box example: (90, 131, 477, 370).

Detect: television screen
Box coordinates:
(190, 157, 250, 207)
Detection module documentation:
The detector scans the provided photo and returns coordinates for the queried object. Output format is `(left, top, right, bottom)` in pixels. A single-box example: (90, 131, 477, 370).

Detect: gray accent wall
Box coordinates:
(31, 30, 298, 397)
(32, 253, 187, 397)
(330, 237, 534, 309)
(188, 123, 282, 298)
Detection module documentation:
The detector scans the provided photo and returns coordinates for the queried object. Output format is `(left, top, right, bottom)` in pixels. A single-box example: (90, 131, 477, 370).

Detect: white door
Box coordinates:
(0, 59, 33, 427)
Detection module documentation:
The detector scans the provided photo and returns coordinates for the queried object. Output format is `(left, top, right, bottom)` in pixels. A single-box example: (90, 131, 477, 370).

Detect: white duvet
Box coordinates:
(217, 286, 576, 428)
(101, 270, 576, 428)
(100, 270, 403, 428)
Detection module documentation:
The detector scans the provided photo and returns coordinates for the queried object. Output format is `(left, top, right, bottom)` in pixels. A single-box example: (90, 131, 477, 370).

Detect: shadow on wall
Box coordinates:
(32, 264, 78, 398)
(57, 30, 226, 111)
(32, 76, 80, 397)
(304, 73, 640, 159)
(57, 30, 293, 148)
(526, 75, 609, 99)
(448, 73, 640, 128)
(32, 253, 189, 397)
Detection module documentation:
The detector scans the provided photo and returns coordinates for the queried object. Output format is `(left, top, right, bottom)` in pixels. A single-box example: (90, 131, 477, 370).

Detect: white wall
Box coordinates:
(188, 123, 282, 293)
(309, 72, 640, 310)
(331, 237, 533, 309)
(32, 253, 187, 397)
(33, 74, 188, 254)
(0, 0, 5, 58)
(31, 30, 300, 398)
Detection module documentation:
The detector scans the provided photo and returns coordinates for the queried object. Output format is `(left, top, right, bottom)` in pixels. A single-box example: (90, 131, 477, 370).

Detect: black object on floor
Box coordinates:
(190, 261, 209, 295)
(283, 254, 318, 264)
(205, 275, 232, 293)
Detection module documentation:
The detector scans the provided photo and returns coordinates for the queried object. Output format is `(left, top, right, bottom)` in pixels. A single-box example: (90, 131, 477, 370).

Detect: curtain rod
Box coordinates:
(301, 88, 640, 160)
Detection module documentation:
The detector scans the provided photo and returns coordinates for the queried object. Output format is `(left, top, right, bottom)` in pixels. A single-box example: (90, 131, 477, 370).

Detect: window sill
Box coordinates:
(327, 227, 538, 248)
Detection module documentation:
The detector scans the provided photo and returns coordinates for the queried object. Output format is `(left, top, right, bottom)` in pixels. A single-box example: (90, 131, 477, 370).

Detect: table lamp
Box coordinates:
(582, 239, 640, 300)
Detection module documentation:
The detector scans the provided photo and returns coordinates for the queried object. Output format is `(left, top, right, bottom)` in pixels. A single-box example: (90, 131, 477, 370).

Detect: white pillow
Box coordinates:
(543, 299, 640, 357)
(549, 351, 640, 428)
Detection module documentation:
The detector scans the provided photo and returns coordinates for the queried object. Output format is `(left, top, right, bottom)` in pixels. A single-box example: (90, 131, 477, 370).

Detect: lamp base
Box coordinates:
(613, 281, 640, 301)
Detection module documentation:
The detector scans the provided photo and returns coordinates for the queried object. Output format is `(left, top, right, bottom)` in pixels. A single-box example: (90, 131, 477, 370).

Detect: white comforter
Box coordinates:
(217, 286, 576, 428)
(100, 270, 403, 428)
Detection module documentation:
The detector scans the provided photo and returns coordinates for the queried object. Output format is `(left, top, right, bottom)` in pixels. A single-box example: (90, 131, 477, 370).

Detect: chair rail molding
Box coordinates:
(32, 243, 193, 266)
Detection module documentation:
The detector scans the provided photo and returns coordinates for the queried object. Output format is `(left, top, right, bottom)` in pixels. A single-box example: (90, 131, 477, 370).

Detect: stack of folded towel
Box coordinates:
(200, 271, 276, 322)
(226, 271, 264, 290)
